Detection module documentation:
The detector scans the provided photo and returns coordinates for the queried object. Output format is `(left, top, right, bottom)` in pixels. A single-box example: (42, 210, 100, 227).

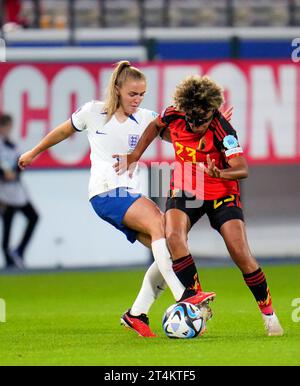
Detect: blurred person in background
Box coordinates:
(18, 61, 234, 337)
(0, 114, 39, 269)
(3, 0, 28, 29)
(114, 75, 284, 337)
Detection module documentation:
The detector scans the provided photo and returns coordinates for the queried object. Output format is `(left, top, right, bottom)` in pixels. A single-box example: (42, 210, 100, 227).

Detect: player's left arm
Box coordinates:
(204, 154, 248, 180)
(205, 112, 248, 179)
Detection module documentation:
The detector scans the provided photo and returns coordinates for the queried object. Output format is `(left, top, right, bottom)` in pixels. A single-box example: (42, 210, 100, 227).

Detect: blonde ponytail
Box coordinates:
(104, 61, 146, 121)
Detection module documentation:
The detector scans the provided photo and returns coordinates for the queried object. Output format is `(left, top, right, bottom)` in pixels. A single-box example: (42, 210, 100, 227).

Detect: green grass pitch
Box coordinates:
(0, 264, 299, 366)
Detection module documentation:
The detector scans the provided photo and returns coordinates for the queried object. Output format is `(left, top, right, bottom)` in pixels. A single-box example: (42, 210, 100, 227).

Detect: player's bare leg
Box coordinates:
(121, 197, 185, 337)
(165, 209, 190, 259)
(123, 196, 165, 240)
(220, 219, 258, 273)
(220, 219, 283, 336)
(123, 196, 185, 300)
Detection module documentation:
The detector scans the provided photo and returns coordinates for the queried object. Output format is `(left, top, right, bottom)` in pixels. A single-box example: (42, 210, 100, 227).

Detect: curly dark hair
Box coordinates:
(173, 75, 224, 116)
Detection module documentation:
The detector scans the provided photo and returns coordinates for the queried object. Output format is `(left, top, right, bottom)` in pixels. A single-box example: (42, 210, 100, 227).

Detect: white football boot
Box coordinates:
(262, 313, 284, 336)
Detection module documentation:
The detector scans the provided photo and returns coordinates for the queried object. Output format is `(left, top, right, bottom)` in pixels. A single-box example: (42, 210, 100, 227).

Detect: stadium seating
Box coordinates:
(11, 0, 300, 29)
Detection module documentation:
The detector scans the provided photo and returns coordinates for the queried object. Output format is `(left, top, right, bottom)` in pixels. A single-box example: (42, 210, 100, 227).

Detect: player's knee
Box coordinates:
(148, 211, 165, 237)
(166, 229, 186, 252)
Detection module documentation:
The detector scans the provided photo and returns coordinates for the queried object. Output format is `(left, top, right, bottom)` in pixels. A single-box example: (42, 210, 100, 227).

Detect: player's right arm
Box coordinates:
(18, 120, 75, 169)
(133, 117, 165, 159)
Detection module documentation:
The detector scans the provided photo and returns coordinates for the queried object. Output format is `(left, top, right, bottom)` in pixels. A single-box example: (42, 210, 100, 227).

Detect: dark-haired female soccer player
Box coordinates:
(114, 75, 283, 336)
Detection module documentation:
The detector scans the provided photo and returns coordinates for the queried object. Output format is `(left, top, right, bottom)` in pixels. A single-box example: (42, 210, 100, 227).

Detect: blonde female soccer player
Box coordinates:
(19, 61, 220, 337)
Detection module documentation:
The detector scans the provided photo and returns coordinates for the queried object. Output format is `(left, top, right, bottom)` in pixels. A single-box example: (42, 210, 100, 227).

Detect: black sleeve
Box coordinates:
(159, 106, 186, 139)
(212, 112, 240, 152)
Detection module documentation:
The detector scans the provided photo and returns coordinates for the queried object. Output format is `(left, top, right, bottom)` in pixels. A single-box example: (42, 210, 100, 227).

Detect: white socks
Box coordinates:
(151, 238, 185, 301)
(131, 238, 185, 316)
(131, 262, 166, 316)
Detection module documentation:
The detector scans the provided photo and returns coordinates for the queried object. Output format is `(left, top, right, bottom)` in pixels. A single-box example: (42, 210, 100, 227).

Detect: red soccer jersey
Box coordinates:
(158, 106, 244, 200)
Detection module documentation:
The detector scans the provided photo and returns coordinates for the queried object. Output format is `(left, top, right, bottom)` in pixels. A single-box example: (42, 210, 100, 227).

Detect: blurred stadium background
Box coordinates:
(0, 0, 300, 270)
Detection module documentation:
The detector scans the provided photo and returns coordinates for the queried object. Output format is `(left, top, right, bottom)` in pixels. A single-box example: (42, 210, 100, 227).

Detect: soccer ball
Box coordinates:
(162, 302, 206, 339)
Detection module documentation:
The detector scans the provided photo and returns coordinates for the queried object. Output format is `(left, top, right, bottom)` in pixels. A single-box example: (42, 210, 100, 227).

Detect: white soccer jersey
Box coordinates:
(71, 100, 157, 199)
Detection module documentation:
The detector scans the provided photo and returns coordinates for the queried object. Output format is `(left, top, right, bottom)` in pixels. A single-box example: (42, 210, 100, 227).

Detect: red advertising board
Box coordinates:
(0, 61, 299, 167)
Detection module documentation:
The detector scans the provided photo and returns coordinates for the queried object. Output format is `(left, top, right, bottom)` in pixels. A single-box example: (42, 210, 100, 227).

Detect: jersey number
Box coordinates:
(175, 142, 197, 163)
(213, 195, 235, 209)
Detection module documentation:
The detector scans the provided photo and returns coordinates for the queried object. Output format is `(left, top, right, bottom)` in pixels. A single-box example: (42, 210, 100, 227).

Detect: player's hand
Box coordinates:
(112, 153, 138, 177)
(200, 154, 221, 178)
(221, 106, 233, 122)
(18, 151, 36, 170)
